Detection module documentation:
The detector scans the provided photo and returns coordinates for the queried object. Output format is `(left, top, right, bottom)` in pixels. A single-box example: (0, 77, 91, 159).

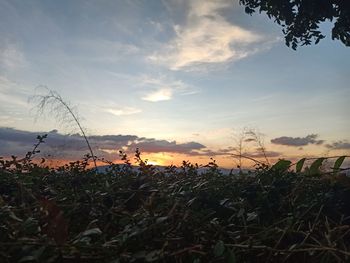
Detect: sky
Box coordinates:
(0, 0, 349, 168)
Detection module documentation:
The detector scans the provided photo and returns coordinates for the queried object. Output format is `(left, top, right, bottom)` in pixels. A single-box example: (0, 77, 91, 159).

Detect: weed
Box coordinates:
(31, 88, 97, 171)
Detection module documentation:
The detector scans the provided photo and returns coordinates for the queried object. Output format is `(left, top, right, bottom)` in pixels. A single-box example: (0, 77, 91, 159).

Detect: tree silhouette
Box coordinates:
(239, 0, 350, 49)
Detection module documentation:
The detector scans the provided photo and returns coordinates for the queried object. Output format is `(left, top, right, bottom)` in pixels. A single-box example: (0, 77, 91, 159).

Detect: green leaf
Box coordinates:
(271, 159, 291, 172)
(214, 240, 225, 257)
(247, 212, 258, 222)
(295, 158, 306, 173)
(237, 208, 245, 218)
(333, 156, 346, 171)
(145, 250, 162, 262)
(81, 228, 102, 237)
(8, 211, 23, 222)
(309, 158, 325, 176)
(227, 249, 237, 263)
(155, 216, 168, 224)
(19, 256, 36, 263)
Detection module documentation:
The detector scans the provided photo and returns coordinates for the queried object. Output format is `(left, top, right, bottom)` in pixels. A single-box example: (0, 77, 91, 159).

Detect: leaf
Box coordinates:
(213, 240, 225, 257)
(132, 250, 147, 259)
(19, 256, 36, 262)
(247, 212, 258, 222)
(31, 246, 46, 261)
(227, 249, 237, 263)
(220, 198, 230, 206)
(289, 244, 297, 251)
(39, 198, 68, 245)
(237, 208, 245, 218)
(81, 228, 102, 237)
(296, 158, 306, 173)
(8, 211, 23, 222)
(309, 158, 325, 175)
(145, 250, 162, 262)
(187, 197, 197, 206)
(105, 180, 110, 188)
(271, 159, 291, 172)
(333, 156, 346, 171)
(21, 218, 39, 235)
(155, 216, 168, 224)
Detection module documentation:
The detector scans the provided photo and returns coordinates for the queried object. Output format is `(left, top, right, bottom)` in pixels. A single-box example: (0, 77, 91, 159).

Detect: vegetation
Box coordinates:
(31, 89, 97, 171)
(239, 0, 350, 49)
(1, 135, 350, 263)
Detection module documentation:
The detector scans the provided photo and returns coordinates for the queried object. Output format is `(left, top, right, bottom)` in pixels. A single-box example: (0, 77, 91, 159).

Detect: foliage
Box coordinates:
(1, 138, 350, 262)
(239, 0, 350, 49)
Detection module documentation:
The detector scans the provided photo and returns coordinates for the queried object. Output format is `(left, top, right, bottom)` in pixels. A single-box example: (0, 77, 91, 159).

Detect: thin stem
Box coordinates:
(32, 89, 97, 172)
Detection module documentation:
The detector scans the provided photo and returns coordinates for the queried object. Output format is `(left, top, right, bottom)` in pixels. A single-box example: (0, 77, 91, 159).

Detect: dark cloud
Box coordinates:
(89, 134, 138, 150)
(185, 146, 282, 159)
(271, 134, 324, 147)
(325, 140, 350, 150)
(0, 127, 209, 160)
(246, 151, 281, 158)
(128, 139, 205, 154)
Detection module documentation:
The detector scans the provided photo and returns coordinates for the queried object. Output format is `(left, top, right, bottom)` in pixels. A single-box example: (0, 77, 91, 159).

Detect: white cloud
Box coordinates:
(140, 74, 198, 102)
(105, 106, 142, 116)
(0, 44, 26, 70)
(149, 0, 267, 71)
(142, 88, 173, 102)
(0, 75, 29, 107)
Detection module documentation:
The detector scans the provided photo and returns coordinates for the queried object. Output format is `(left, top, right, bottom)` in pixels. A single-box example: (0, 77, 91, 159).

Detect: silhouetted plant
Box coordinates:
(232, 127, 270, 173)
(31, 88, 97, 171)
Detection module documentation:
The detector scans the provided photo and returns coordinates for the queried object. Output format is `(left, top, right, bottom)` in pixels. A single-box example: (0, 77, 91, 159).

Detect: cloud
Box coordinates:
(149, 0, 267, 70)
(271, 134, 324, 147)
(128, 139, 206, 154)
(105, 107, 142, 116)
(325, 140, 350, 150)
(209, 146, 281, 158)
(142, 88, 173, 102)
(0, 127, 209, 160)
(0, 127, 285, 163)
(0, 75, 30, 111)
(0, 43, 26, 70)
(246, 151, 281, 158)
(140, 74, 197, 102)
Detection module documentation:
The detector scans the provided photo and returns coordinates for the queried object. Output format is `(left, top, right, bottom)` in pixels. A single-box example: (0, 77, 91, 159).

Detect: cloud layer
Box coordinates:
(325, 141, 350, 150)
(0, 43, 26, 71)
(105, 107, 142, 116)
(0, 127, 207, 160)
(142, 88, 173, 102)
(271, 134, 324, 147)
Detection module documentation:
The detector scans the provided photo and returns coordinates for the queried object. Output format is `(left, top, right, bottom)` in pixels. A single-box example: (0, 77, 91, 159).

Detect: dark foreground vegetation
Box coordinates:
(1, 139, 350, 262)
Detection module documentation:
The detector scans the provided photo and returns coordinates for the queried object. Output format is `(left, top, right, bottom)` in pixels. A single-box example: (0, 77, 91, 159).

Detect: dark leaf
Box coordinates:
(214, 240, 225, 257)
(333, 156, 346, 171)
(296, 158, 306, 173)
(309, 158, 325, 176)
(271, 159, 291, 172)
(227, 249, 237, 263)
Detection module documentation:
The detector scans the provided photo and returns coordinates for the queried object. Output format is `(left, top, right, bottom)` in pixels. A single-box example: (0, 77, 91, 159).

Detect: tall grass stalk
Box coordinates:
(31, 89, 97, 171)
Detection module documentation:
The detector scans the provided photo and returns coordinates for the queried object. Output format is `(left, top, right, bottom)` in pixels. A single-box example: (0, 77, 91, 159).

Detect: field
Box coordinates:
(1, 147, 350, 263)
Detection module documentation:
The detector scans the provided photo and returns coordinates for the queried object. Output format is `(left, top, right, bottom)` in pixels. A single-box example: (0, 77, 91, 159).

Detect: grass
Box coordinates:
(1, 137, 350, 263)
